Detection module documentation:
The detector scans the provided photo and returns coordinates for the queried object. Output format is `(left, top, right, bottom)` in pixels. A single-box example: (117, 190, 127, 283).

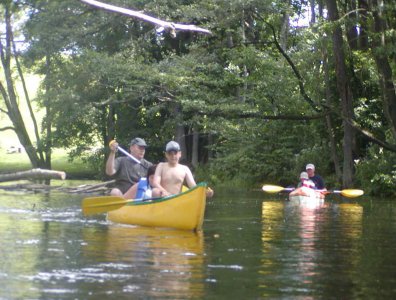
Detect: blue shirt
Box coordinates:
(309, 174, 325, 189)
(136, 177, 152, 199)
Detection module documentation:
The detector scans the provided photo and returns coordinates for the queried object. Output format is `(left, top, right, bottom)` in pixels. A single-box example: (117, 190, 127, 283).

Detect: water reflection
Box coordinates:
(4, 187, 395, 299)
(0, 214, 43, 300)
(291, 198, 327, 286)
(338, 203, 363, 239)
(82, 225, 205, 298)
(260, 199, 363, 298)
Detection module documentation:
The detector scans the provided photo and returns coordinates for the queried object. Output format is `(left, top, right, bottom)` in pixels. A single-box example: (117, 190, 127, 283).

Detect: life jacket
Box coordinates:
(302, 179, 315, 189)
(136, 177, 152, 199)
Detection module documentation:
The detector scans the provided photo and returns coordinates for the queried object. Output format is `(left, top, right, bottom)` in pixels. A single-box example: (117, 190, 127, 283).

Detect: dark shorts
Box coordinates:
(114, 181, 135, 194)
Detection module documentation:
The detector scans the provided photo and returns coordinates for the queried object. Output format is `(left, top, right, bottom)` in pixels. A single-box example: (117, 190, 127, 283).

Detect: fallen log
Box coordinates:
(63, 180, 115, 193)
(0, 180, 115, 194)
(0, 168, 66, 182)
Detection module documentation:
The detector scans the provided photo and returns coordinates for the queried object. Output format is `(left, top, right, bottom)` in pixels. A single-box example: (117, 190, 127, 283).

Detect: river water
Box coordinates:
(1, 183, 396, 299)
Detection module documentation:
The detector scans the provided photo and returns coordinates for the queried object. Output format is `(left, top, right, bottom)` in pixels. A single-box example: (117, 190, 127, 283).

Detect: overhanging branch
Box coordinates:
(192, 108, 327, 120)
(253, 13, 321, 113)
(79, 0, 211, 36)
(346, 119, 396, 152)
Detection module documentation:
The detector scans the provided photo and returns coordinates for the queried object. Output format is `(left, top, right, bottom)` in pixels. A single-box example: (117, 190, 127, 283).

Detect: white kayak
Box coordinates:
(289, 194, 324, 201)
(289, 193, 325, 208)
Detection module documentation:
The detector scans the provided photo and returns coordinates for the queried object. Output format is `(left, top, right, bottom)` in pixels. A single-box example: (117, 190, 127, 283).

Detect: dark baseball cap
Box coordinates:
(129, 137, 147, 147)
(165, 141, 180, 152)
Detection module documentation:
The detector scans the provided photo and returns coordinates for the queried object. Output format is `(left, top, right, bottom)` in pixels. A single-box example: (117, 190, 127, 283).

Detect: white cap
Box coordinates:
(306, 163, 315, 170)
(300, 172, 309, 179)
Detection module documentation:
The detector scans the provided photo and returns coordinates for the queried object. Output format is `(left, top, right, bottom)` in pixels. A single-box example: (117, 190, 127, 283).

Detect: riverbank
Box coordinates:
(0, 150, 97, 179)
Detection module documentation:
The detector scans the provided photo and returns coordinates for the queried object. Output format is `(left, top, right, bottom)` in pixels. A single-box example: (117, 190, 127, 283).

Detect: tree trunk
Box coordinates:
(322, 49, 342, 182)
(191, 128, 199, 167)
(326, 0, 355, 187)
(280, 0, 290, 48)
(370, 0, 396, 139)
(103, 104, 116, 172)
(358, 0, 369, 50)
(44, 54, 52, 169)
(176, 123, 186, 161)
(173, 103, 187, 161)
(346, 0, 358, 50)
(12, 39, 42, 152)
(208, 133, 214, 161)
(318, 0, 342, 181)
(309, 0, 316, 24)
(0, 4, 43, 168)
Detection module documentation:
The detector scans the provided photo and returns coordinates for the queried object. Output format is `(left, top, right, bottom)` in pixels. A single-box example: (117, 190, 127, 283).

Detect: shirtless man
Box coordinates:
(152, 141, 213, 198)
(151, 141, 195, 197)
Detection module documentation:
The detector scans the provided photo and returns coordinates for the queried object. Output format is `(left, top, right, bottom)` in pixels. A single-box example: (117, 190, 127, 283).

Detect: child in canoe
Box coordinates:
(123, 164, 157, 200)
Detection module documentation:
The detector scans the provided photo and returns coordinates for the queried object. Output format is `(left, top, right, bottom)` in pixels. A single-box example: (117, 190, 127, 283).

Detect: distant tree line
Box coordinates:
(0, 0, 395, 195)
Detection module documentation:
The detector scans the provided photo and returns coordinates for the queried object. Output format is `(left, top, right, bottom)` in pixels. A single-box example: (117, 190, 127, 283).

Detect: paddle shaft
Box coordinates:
(116, 146, 141, 164)
(82, 195, 163, 215)
(262, 184, 363, 198)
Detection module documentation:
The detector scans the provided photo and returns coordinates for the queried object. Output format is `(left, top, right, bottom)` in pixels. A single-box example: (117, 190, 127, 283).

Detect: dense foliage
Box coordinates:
(1, 0, 395, 195)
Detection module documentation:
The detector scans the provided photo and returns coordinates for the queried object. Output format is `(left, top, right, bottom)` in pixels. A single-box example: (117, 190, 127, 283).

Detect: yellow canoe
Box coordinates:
(107, 182, 207, 231)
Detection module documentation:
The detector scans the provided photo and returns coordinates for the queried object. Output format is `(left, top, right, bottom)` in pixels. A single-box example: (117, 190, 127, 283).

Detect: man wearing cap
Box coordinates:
(106, 138, 152, 196)
(306, 163, 325, 190)
(151, 141, 214, 198)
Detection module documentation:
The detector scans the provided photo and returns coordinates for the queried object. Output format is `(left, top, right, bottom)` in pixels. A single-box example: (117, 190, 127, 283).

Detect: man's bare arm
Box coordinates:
(184, 166, 197, 188)
(152, 163, 170, 196)
(105, 142, 118, 176)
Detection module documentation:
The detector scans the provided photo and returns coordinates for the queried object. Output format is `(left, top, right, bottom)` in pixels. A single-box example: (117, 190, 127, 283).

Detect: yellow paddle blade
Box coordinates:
(339, 189, 364, 198)
(82, 196, 132, 215)
(262, 185, 285, 193)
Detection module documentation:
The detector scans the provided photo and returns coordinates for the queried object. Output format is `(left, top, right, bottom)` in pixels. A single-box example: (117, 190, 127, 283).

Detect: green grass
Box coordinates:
(0, 73, 100, 179)
(0, 148, 97, 179)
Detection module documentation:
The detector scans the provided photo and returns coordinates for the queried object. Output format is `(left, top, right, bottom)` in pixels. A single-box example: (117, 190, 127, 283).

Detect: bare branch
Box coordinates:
(346, 119, 396, 152)
(193, 108, 327, 120)
(79, 0, 211, 36)
(0, 126, 15, 132)
(0, 107, 9, 114)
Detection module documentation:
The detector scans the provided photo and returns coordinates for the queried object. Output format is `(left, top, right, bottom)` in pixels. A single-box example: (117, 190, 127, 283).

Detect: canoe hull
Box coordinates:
(107, 183, 207, 231)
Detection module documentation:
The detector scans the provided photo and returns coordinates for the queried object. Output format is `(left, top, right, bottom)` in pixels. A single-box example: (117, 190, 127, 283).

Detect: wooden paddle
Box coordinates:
(262, 184, 364, 198)
(82, 195, 161, 215)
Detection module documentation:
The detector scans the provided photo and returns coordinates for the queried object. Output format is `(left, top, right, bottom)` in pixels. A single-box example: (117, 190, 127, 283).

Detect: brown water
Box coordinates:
(1, 184, 396, 299)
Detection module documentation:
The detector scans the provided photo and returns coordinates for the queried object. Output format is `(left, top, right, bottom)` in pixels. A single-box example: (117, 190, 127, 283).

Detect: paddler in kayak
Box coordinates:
(289, 171, 317, 198)
(305, 163, 326, 190)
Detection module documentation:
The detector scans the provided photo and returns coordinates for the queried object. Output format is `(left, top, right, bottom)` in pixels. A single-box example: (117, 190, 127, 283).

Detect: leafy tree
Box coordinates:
(3, 0, 395, 194)
(0, 1, 48, 168)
